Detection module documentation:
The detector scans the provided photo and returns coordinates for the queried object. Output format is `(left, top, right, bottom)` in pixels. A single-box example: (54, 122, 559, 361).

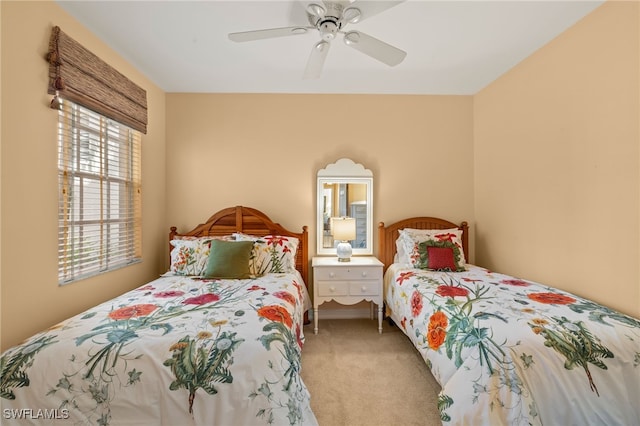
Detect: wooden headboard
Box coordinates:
(378, 217, 469, 273)
(169, 206, 309, 284)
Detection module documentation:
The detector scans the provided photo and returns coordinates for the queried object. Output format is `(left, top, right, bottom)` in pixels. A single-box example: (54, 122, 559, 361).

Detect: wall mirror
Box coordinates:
(317, 158, 373, 256)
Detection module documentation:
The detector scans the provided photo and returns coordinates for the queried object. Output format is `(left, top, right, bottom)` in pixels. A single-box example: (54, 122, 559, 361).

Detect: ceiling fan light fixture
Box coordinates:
(343, 31, 360, 46)
(315, 40, 329, 52)
(342, 7, 361, 24)
(307, 3, 326, 18)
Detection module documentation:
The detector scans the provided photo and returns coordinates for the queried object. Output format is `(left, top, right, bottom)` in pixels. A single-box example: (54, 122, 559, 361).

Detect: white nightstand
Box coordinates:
(312, 256, 384, 334)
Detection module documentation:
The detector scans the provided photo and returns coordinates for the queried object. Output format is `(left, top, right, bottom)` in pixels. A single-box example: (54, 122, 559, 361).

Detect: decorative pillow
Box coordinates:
(233, 233, 299, 275)
(416, 240, 465, 272)
(169, 236, 233, 276)
(396, 228, 466, 268)
(204, 240, 253, 279)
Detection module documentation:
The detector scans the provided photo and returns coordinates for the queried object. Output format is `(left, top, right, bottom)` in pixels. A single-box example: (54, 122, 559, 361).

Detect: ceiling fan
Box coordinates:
(228, 1, 407, 79)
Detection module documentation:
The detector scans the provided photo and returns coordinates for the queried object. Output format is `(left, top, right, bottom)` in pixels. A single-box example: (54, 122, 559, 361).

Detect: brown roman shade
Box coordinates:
(47, 26, 148, 134)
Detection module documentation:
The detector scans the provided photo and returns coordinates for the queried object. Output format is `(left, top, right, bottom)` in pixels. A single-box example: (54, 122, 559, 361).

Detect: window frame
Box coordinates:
(57, 100, 142, 285)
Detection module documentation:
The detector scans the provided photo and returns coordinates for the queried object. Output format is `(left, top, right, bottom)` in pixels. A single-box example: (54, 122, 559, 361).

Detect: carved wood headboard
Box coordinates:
(378, 217, 468, 273)
(169, 206, 309, 284)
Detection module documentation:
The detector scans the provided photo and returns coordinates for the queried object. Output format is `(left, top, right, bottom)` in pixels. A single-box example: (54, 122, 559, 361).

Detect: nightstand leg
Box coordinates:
(313, 307, 319, 334)
(378, 305, 383, 334)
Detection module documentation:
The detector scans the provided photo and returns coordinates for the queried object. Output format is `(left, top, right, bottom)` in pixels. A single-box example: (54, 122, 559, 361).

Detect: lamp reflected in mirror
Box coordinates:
(332, 217, 356, 262)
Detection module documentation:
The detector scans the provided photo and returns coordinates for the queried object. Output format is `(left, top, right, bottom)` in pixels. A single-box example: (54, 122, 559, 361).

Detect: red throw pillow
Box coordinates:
(427, 246, 456, 271)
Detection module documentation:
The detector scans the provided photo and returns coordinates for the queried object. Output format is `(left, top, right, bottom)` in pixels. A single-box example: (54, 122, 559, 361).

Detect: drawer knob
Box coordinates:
(330, 286, 336, 292)
(361, 286, 367, 292)
(329, 272, 335, 278)
(361, 271, 368, 277)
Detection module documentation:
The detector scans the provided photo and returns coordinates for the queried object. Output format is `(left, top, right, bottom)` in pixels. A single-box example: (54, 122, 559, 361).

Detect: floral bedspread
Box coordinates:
(384, 264, 640, 425)
(1, 272, 318, 426)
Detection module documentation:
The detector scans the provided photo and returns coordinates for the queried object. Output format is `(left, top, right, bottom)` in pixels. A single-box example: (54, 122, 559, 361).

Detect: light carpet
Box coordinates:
(301, 318, 442, 426)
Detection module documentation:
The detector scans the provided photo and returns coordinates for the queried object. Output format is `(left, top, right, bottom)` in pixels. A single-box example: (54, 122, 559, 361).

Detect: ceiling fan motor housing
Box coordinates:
(307, 1, 345, 41)
(318, 19, 340, 41)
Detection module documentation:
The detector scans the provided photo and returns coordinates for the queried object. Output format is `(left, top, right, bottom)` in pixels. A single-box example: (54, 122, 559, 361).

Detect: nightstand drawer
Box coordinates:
(348, 281, 380, 296)
(317, 281, 349, 297)
(314, 266, 379, 281)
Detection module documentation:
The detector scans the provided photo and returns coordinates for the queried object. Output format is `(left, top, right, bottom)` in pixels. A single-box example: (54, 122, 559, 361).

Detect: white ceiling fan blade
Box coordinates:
(228, 26, 312, 42)
(304, 40, 331, 79)
(347, 1, 405, 23)
(343, 31, 406, 66)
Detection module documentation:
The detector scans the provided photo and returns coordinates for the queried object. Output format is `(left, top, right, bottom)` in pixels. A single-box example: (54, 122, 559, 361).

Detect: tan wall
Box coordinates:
(0, 1, 167, 350)
(165, 94, 475, 314)
(165, 93, 475, 259)
(4, 0, 636, 349)
(474, 1, 639, 317)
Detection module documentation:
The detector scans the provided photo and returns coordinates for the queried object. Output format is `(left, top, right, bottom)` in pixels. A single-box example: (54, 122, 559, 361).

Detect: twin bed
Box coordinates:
(3, 206, 639, 425)
(378, 216, 640, 425)
(1, 206, 317, 425)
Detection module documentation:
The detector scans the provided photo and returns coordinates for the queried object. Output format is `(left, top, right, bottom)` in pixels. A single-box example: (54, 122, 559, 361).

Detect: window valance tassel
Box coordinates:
(50, 93, 61, 110)
(54, 76, 65, 90)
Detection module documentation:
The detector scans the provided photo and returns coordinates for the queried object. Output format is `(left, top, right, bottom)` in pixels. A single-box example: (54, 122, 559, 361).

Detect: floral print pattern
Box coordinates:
(108, 303, 158, 320)
(385, 264, 640, 425)
(234, 234, 300, 276)
(427, 311, 448, 350)
(0, 273, 316, 425)
(169, 238, 215, 276)
(169, 236, 236, 276)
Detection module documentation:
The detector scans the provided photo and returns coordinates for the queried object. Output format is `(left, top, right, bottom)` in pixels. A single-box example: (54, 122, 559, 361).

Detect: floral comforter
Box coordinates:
(1, 272, 318, 426)
(384, 264, 640, 425)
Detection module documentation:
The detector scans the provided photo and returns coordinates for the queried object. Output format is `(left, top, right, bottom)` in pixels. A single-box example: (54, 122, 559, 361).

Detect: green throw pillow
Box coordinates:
(416, 240, 465, 272)
(204, 240, 253, 279)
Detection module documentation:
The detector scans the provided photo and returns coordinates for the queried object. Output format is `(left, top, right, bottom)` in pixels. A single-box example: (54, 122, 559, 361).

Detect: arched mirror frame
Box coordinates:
(316, 158, 373, 256)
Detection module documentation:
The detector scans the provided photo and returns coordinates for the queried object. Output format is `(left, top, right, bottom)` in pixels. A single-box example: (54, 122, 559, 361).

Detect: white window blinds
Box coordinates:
(58, 100, 142, 284)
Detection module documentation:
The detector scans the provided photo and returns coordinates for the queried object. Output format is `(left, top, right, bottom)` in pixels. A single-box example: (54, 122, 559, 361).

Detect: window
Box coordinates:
(58, 100, 142, 284)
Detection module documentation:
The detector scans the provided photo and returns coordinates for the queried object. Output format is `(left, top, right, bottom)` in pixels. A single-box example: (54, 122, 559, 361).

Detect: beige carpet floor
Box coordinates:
(301, 318, 442, 426)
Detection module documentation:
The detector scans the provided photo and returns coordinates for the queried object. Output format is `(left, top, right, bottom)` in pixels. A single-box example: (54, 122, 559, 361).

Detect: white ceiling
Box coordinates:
(56, 0, 604, 95)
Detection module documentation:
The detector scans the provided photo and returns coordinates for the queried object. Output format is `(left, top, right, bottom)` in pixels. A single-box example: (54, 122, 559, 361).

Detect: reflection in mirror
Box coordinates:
(317, 158, 373, 256)
(320, 182, 368, 249)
